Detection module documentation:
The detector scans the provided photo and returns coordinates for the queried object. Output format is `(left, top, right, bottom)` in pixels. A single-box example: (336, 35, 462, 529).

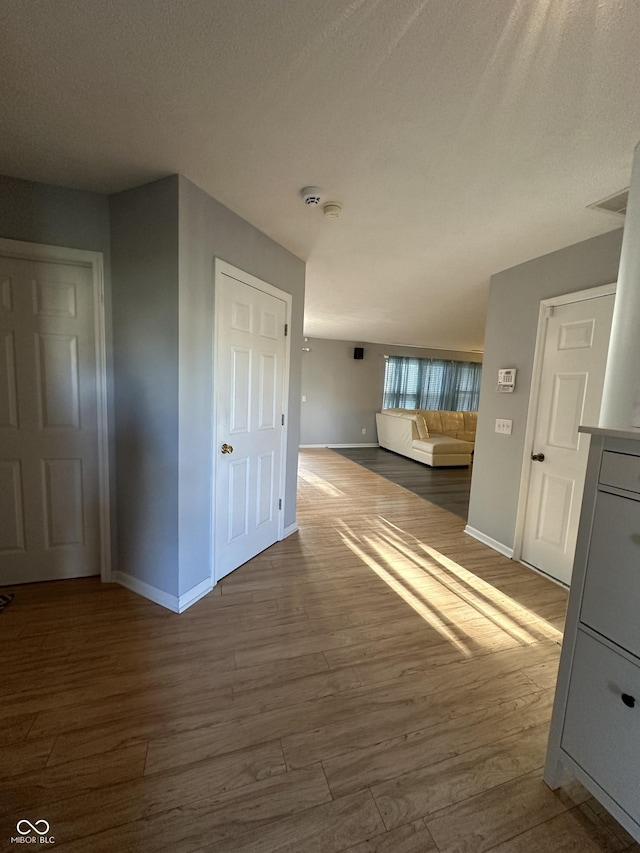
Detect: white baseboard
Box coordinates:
(464, 525, 514, 559)
(114, 571, 180, 612)
(114, 571, 213, 613)
(177, 577, 214, 613)
(282, 522, 299, 538)
(300, 443, 379, 448)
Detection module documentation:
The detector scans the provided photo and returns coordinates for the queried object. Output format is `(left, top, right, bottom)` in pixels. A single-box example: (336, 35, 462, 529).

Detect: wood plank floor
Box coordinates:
(1, 448, 637, 852)
(332, 446, 472, 519)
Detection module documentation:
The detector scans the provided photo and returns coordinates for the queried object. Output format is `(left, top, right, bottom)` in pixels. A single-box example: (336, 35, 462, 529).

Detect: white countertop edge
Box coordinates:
(579, 425, 640, 440)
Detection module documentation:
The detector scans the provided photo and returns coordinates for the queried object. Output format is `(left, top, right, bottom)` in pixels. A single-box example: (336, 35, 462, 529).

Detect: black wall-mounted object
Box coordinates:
(354, 347, 364, 360)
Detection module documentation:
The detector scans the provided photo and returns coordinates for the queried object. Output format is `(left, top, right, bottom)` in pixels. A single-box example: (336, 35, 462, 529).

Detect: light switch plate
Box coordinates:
(495, 418, 513, 435)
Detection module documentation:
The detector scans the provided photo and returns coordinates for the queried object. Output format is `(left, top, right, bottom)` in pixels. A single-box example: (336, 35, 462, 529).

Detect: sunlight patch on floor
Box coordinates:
(338, 525, 473, 656)
(337, 515, 562, 653)
(297, 467, 345, 498)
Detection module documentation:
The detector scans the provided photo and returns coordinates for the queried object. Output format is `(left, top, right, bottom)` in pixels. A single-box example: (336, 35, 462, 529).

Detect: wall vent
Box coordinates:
(587, 188, 629, 219)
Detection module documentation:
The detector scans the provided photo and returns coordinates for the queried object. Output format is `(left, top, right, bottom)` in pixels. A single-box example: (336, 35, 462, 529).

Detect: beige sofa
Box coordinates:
(375, 409, 477, 467)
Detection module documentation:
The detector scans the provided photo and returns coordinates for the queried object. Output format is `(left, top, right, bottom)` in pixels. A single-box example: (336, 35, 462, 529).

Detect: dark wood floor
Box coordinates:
(332, 446, 472, 519)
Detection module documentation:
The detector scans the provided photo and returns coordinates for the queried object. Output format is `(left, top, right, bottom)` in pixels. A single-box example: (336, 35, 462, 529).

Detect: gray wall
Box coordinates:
(0, 175, 111, 255)
(0, 174, 116, 559)
(301, 338, 482, 446)
(109, 175, 305, 600)
(110, 176, 180, 596)
(178, 177, 305, 595)
(467, 228, 624, 550)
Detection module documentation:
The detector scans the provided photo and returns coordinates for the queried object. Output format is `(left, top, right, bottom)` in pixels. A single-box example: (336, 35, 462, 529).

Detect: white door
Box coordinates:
(521, 293, 614, 585)
(0, 255, 101, 584)
(213, 267, 288, 582)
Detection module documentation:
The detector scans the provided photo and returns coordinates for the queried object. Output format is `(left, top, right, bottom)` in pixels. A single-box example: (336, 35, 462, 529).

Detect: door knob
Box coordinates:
(221, 443, 234, 455)
(531, 452, 545, 462)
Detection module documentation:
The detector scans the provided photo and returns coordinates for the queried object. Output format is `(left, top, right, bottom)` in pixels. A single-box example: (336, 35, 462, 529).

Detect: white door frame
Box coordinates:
(211, 259, 292, 584)
(0, 237, 112, 582)
(512, 282, 616, 573)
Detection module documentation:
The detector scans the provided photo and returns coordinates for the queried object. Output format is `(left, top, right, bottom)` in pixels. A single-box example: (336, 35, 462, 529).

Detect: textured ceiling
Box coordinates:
(1, 0, 639, 351)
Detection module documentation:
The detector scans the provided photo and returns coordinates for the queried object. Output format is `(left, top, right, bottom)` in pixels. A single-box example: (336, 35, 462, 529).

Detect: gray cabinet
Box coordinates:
(544, 429, 640, 843)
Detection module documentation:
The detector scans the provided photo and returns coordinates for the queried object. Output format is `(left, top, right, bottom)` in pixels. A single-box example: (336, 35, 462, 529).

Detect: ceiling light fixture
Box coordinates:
(323, 202, 343, 219)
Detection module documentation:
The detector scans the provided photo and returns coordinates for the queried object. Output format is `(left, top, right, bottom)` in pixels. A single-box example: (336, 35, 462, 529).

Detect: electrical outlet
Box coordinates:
(495, 418, 513, 435)
(301, 395, 307, 402)
(361, 428, 367, 434)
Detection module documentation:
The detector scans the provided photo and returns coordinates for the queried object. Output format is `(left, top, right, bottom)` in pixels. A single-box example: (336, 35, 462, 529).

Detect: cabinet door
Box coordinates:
(563, 630, 640, 819)
(581, 491, 640, 657)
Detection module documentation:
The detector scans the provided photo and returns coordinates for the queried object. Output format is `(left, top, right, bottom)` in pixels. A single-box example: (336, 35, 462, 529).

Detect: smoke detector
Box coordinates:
(300, 186, 323, 205)
(323, 202, 343, 219)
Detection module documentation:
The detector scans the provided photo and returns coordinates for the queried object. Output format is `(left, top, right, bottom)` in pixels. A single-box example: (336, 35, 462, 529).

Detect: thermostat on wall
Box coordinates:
(497, 368, 516, 392)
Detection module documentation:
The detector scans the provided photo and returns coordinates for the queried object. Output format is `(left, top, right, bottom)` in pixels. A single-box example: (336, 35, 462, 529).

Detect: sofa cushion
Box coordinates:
(463, 411, 478, 432)
(421, 410, 443, 434)
(412, 436, 472, 455)
(382, 408, 417, 417)
(414, 414, 430, 439)
(454, 431, 476, 443)
(439, 411, 465, 434)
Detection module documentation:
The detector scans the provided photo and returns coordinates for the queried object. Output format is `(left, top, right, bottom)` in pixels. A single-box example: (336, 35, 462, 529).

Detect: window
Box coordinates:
(382, 356, 482, 411)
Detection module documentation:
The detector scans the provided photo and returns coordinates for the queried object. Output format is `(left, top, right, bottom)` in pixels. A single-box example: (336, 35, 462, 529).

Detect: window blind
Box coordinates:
(382, 356, 482, 411)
